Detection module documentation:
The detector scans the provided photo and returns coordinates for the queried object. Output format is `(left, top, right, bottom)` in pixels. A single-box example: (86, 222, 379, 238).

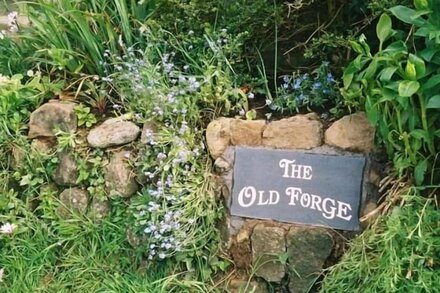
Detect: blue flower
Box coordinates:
(292, 78, 302, 90)
(312, 82, 322, 90)
(327, 73, 335, 83)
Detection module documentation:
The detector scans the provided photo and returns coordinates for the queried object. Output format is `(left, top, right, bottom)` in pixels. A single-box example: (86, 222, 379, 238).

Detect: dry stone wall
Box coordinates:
(27, 101, 141, 221)
(26, 99, 382, 292)
(206, 112, 381, 293)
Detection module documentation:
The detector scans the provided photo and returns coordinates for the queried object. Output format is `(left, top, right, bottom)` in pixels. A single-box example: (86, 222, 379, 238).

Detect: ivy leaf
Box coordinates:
(398, 80, 420, 97)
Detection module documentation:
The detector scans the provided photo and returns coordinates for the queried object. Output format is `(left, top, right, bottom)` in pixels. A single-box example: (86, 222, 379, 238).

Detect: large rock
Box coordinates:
(87, 118, 140, 148)
(105, 150, 138, 197)
(230, 120, 266, 146)
(262, 113, 323, 149)
(28, 101, 77, 138)
(57, 188, 89, 219)
(325, 112, 375, 153)
(205, 118, 232, 159)
(251, 225, 286, 282)
(286, 227, 333, 293)
(53, 152, 78, 186)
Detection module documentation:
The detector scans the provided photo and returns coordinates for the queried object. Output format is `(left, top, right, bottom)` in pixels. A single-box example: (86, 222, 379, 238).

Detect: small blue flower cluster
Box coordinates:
(272, 62, 342, 114)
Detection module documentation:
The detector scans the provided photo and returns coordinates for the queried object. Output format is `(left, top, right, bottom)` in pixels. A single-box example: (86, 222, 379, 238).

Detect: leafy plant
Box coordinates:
(341, 1, 440, 185)
(321, 189, 440, 292)
(272, 62, 344, 116)
(22, 0, 157, 75)
(74, 104, 97, 128)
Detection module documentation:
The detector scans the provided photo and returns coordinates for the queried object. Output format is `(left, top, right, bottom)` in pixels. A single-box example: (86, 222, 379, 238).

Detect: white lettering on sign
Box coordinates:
(238, 186, 280, 208)
(279, 159, 313, 180)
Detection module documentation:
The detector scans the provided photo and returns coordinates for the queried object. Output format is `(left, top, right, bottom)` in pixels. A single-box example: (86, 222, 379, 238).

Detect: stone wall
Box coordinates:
(206, 112, 382, 292)
(26, 101, 142, 221)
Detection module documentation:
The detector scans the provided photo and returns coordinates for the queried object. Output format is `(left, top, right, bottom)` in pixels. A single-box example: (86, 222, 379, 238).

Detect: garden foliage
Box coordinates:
(0, 0, 439, 292)
(342, 0, 440, 185)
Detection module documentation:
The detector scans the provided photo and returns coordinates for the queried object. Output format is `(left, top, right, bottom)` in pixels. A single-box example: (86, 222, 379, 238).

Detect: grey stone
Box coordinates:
(28, 101, 77, 138)
(286, 227, 333, 293)
(53, 152, 78, 186)
(105, 150, 138, 197)
(251, 224, 286, 283)
(89, 198, 109, 221)
(87, 118, 140, 148)
(262, 113, 323, 149)
(206, 118, 232, 159)
(57, 188, 89, 219)
(325, 112, 375, 153)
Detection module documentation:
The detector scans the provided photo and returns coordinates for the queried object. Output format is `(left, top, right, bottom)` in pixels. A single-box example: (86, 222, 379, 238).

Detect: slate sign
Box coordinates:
(230, 147, 366, 231)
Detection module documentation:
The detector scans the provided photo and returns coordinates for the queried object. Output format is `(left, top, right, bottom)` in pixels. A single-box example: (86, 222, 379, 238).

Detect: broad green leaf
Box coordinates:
(365, 96, 379, 125)
(414, 159, 427, 185)
(426, 94, 440, 108)
(343, 72, 354, 88)
(408, 54, 426, 78)
(389, 6, 426, 26)
(377, 13, 392, 45)
(419, 46, 439, 61)
(379, 67, 398, 82)
(382, 41, 407, 55)
(363, 57, 378, 79)
(422, 74, 440, 90)
(398, 80, 420, 97)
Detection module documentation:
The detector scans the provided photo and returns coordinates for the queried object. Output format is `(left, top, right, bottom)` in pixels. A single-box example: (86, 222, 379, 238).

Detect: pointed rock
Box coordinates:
(105, 150, 138, 197)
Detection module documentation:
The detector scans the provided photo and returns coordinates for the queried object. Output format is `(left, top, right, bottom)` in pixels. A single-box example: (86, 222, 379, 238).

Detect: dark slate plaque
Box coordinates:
(230, 147, 366, 231)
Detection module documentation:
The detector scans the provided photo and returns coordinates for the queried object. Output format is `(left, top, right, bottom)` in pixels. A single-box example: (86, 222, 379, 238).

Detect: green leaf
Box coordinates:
(422, 74, 440, 90)
(419, 46, 439, 61)
(398, 80, 420, 97)
(426, 94, 440, 108)
(389, 6, 425, 26)
(377, 13, 392, 45)
(414, 159, 427, 185)
(350, 41, 364, 55)
(405, 61, 417, 80)
(410, 129, 429, 140)
(380, 67, 397, 82)
(408, 54, 426, 78)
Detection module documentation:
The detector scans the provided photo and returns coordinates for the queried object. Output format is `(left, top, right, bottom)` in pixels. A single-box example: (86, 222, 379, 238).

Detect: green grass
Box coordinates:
(321, 188, 440, 293)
